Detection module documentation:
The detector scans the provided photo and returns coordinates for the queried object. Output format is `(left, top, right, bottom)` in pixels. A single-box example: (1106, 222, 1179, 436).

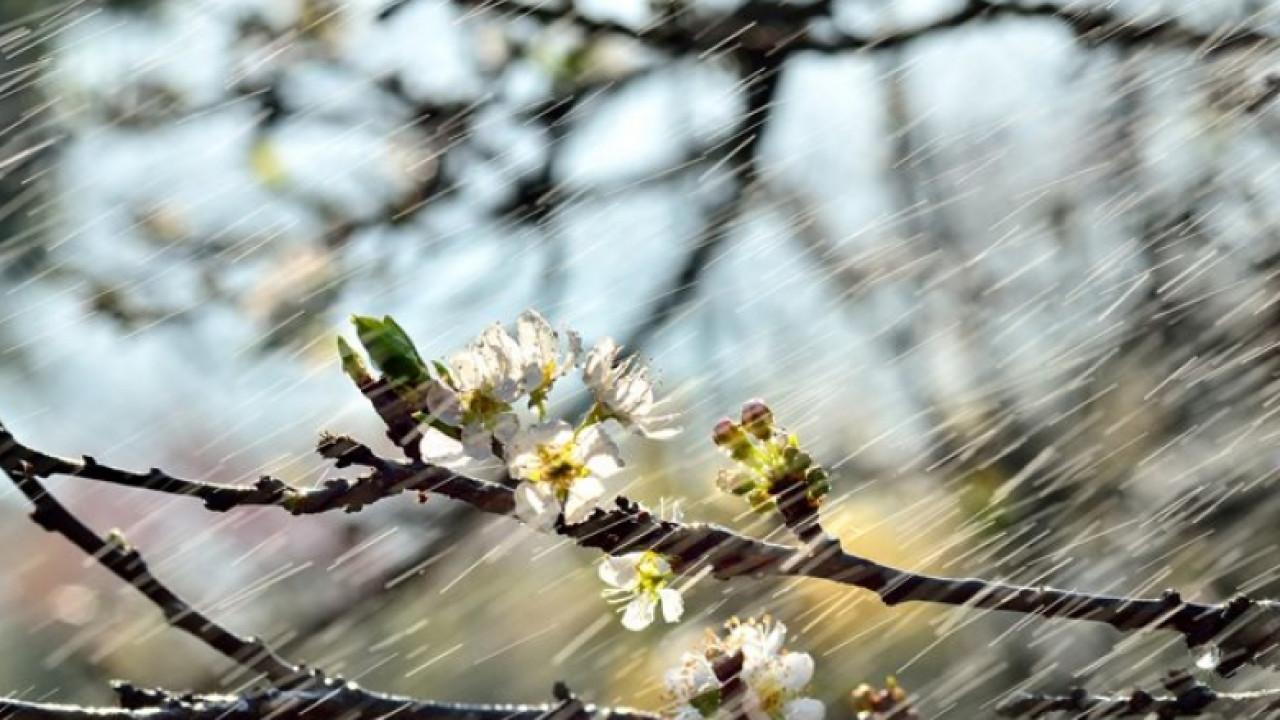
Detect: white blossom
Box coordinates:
(426, 322, 527, 455)
(506, 421, 622, 530)
(583, 337, 681, 439)
(663, 618, 823, 720)
(665, 652, 720, 720)
(516, 309, 581, 408)
(598, 551, 684, 630)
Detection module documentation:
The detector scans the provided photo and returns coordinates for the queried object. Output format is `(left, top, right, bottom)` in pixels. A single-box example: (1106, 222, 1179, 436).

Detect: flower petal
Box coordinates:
(425, 382, 463, 425)
(659, 587, 684, 623)
(419, 428, 465, 463)
(621, 595, 656, 631)
(514, 481, 559, 531)
(563, 475, 604, 524)
(762, 621, 788, 657)
(669, 705, 704, 720)
(584, 337, 618, 389)
(598, 555, 640, 589)
(580, 426, 624, 477)
(665, 654, 717, 698)
(778, 652, 814, 691)
(781, 698, 825, 720)
(741, 689, 770, 720)
(637, 413, 683, 440)
(461, 424, 492, 457)
(454, 457, 508, 483)
(517, 310, 553, 356)
(492, 412, 521, 446)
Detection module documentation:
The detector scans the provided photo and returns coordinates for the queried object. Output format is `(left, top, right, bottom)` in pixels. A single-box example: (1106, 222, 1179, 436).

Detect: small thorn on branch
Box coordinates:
(317, 431, 382, 468)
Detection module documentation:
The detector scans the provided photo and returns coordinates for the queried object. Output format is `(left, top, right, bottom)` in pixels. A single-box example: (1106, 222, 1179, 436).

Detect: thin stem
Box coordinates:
(0, 463, 301, 685)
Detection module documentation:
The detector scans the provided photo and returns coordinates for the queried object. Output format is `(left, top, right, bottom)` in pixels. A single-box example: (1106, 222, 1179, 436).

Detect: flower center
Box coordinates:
(461, 389, 508, 425)
(758, 686, 785, 719)
(532, 441, 587, 495)
(634, 551, 670, 593)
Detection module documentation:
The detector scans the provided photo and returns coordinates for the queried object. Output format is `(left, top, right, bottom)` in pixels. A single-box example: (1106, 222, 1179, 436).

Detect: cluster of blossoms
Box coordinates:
(664, 617, 824, 720)
(340, 313, 830, 716)
(713, 400, 831, 513)
(345, 310, 679, 532)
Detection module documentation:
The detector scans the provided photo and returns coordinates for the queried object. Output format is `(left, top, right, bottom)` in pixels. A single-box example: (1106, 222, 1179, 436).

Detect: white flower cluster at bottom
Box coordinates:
(664, 618, 824, 720)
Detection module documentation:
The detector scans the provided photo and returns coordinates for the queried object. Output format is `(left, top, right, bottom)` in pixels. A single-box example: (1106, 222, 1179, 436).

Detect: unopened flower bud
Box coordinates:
(746, 488, 774, 514)
(740, 398, 774, 440)
(336, 336, 374, 387)
(851, 678, 913, 719)
(806, 464, 826, 479)
(717, 469, 755, 495)
(712, 418, 739, 445)
(887, 677, 907, 703)
(851, 684, 878, 712)
(712, 419, 755, 463)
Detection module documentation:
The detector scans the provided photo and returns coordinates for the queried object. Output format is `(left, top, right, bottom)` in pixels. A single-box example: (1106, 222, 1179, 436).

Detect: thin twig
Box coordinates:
(0, 462, 302, 685)
(0, 422, 458, 514)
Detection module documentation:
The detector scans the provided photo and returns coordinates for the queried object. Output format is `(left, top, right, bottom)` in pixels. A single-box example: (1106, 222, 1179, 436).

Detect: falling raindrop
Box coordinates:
(1194, 644, 1221, 671)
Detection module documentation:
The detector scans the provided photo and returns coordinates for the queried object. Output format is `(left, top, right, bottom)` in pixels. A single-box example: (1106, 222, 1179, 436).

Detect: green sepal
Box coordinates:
(688, 689, 722, 717)
(351, 315, 429, 387)
(431, 360, 453, 383)
(783, 446, 812, 474)
(747, 488, 775, 514)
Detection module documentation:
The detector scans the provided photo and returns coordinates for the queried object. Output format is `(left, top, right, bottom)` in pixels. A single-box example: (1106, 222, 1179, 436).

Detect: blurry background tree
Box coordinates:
(0, 0, 1278, 716)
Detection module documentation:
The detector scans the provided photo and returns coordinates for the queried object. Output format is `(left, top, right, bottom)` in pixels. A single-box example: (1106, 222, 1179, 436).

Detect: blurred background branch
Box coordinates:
(1, 0, 1279, 716)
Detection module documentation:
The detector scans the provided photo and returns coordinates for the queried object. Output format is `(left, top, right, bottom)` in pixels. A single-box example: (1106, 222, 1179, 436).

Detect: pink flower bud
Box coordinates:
(711, 418, 739, 446)
(740, 398, 773, 440)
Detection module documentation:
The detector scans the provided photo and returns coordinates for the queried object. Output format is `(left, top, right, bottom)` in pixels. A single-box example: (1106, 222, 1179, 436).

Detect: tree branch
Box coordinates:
(0, 428, 661, 720)
(0, 682, 658, 720)
(443, 0, 1276, 58)
(8, 415, 1280, 675)
(996, 669, 1280, 718)
(795, 0, 1277, 54)
(0, 462, 302, 685)
(0, 422, 459, 514)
